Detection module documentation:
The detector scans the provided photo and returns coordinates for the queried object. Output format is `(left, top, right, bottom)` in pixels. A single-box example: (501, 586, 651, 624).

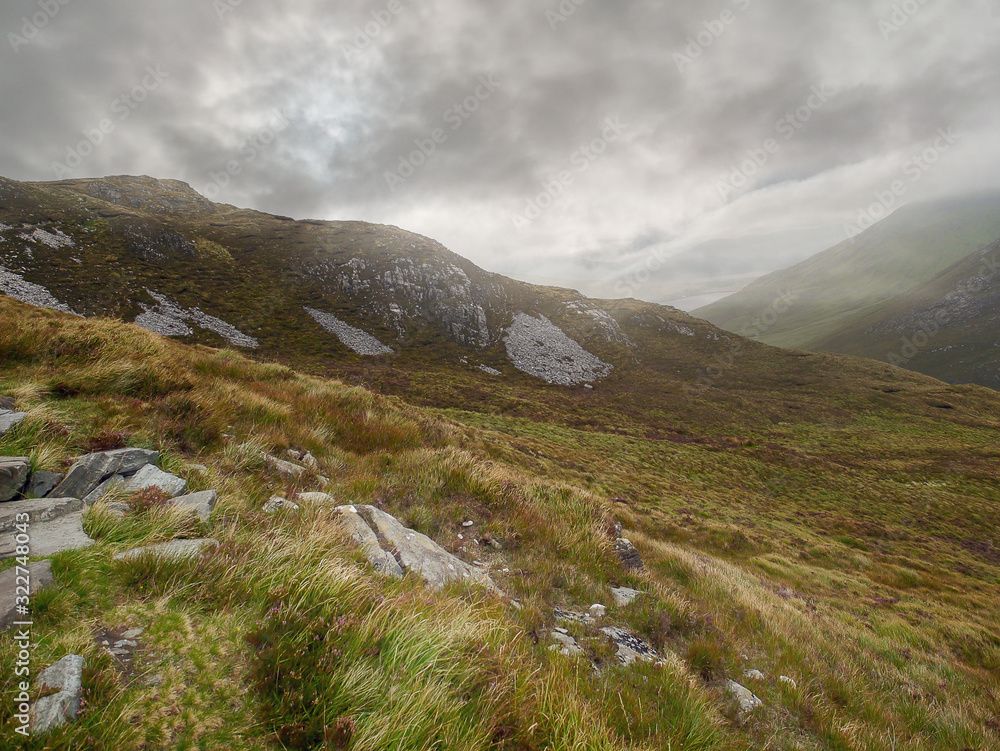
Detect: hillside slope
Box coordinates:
(0, 174, 989, 437)
(808, 238, 1000, 388)
(694, 192, 1000, 354)
(1, 298, 999, 750)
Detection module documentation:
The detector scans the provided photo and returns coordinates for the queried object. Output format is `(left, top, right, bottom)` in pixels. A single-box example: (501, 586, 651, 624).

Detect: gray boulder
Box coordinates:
(600, 626, 660, 666)
(113, 538, 218, 562)
(333, 505, 493, 590)
(0, 456, 30, 502)
(727, 680, 763, 713)
(0, 511, 94, 559)
(296, 492, 336, 504)
(265, 454, 306, 478)
(263, 496, 299, 513)
(613, 539, 644, 571)
(52, 448, 159, 500)
(611, 587, 643, 607)
(0, 497, 83, 533)
(24, 470, 63, 499)
(167, 490, 217, 522)
(32, 655, 86, 733)
(1, 560, 54, 629)
(550, 629, 585, 657)
(125, 464, 187, 497)
(0, 410, 27, 437)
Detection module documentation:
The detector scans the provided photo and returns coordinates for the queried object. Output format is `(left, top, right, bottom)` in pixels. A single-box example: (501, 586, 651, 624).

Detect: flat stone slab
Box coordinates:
(83, 474, 126, 505)
(0, 559, 54, 629)
(125, 465, 187, 497)
(0, 410, 27, 437)
(167, 490, 217, 522)
(0, 497, 84, 533)
(601, 626, 660, 666)
(52, 448, 159, 500)
(296, 492, 336, 504)
(24, 471, 63, 499)
(32, 654, 86, 733)
(332, 505, 493, 590)
(265, 455, 305, 478)
(0, 456, 31, 503)
(113, 538, 219, 563)
(611, 587, 643, 607)
(0, 512, 94, 559)
(332, 505, 403, 578)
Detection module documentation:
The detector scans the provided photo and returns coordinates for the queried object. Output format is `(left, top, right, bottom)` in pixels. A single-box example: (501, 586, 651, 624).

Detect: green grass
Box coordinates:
(0, 296, 999, 750)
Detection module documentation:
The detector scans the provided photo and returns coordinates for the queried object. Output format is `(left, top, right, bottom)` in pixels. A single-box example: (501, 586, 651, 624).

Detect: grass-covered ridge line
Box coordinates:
(1, 296, 999, 750)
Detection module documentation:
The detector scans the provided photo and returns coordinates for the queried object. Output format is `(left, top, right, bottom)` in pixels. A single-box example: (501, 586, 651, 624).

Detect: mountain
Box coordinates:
(1, 174, 982, 436)
(2, 175, 1000, 750)
(809, 237, 1000, 388)
(694, 192, 1000, 356)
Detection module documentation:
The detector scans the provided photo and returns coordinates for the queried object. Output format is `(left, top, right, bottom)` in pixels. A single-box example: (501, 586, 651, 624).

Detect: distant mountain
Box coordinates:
(694, 191, 1000, 388)
(0, 174, 980, 434)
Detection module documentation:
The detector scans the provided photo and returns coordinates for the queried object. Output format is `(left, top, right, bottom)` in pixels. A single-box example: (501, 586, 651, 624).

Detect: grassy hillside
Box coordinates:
(807, 239, 1000, 389)
(2, 298, 1000, 750)
(694, 192, 1000, 353)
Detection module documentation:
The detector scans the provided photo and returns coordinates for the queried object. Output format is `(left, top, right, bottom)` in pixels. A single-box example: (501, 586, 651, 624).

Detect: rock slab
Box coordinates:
(333, 505, 493, 590)
(0, 559, 54, 629)
(611, 587, 643, 607)
(0, 456, 31, 502)
(0, 511, 94, 559)
(126, 464, 187, 497)
(52, 448, 159, 500)
(24, 471, 63, 499)
(32, 655, 86, 733)
(0, 497, 83, 533)
(167, 490, 217, 522)
(550, 629, 585, 657)
(601, 626, 660, 666)
(727, 680, 763, 713)
(613, 539, 644, 571)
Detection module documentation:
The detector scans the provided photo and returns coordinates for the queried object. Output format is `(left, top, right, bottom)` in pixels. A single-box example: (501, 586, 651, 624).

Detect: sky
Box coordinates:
(1, 0, 999, 308)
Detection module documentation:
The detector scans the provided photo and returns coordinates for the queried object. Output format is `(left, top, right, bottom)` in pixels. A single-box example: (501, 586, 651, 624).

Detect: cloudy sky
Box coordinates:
(2, 0, 999, 306)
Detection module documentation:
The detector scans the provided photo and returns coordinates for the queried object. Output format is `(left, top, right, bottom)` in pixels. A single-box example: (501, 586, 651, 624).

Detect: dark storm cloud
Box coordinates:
(1, 0, 998, 297)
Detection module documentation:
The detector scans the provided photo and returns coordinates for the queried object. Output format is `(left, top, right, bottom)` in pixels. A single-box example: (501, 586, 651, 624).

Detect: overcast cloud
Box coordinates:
(2, 0, 998, 306)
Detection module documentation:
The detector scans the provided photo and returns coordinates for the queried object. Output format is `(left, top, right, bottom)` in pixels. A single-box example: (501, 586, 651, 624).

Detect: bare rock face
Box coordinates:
(0, 456, 31, 502)
(332, 505, 493, 590)
(32, 655, 86, 733)
(52, 448, 159, 501)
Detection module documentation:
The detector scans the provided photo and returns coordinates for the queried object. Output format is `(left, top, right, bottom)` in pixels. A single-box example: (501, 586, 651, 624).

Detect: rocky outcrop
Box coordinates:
(332, 505, 493, 590)
(1, 559, 54, 629)
(52, 448, 159, 500)
(0, 504, 94, 559)
(113, 538, 219, 563)
(32, 655, 86, 733)
(0, 456, 30, 502)
(0, 497, 83, 531)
